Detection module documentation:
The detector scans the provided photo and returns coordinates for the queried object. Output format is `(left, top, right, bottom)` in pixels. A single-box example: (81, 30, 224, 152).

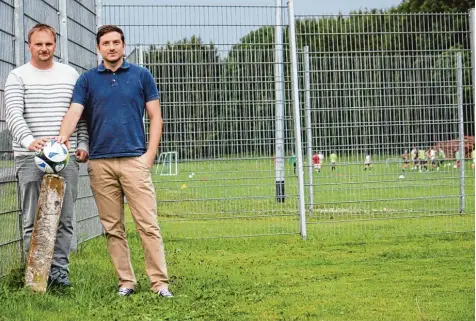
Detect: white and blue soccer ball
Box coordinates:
(34, 139, 70, 174)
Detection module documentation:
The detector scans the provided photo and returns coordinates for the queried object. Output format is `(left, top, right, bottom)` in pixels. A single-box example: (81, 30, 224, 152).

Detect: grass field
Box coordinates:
(0, 217, 473, 321)
(0, 157, 474, 320)
(0, 157, 474, 265)
(152, 157, 475, 238)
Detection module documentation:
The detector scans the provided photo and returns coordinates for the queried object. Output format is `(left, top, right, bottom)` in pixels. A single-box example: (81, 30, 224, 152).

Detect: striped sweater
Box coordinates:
(5, 62, 88, 157)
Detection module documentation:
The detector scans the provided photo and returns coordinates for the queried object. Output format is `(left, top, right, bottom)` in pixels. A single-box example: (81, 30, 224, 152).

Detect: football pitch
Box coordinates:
(152, 156, 475, 239)
(0, 157, 474, 321)
(0, 156, 474, 243)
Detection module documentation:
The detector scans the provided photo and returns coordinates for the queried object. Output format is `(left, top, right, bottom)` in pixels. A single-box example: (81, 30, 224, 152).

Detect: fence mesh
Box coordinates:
(103, 6, 475, 240)
(0, 0, 22, 278)
(103, 4, 301, 238)
(0, 4, 475, 278)
(296, 13, 474, 238)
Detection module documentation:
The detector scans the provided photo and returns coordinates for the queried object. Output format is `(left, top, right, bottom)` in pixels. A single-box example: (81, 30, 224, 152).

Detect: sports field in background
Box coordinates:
(0, 157, 474, 320)
(151, 156, 475, 239)
(1, 156, 474, 242)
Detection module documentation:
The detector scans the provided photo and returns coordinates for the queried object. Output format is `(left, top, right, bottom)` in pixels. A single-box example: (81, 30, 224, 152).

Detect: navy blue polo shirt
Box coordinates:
(72, 60, 159, 159)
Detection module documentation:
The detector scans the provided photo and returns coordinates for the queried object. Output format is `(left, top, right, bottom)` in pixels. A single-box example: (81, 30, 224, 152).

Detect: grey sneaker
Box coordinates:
(118, 288, 134, 297)
(157, 288, 173, 298)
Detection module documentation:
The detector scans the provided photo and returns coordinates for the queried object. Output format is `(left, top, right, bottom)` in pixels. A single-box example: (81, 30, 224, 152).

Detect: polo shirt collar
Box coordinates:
(98, 59, 131, 72)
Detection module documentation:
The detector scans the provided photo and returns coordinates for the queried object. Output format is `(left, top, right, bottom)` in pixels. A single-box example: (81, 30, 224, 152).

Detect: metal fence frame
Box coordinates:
(295, 11, 475, 238)
(102, 2, 475, 240)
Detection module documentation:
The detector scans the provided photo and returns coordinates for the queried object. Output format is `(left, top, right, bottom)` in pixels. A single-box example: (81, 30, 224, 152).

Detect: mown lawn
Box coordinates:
(0, 157, 474, 320)
(0, 219, 473, 321)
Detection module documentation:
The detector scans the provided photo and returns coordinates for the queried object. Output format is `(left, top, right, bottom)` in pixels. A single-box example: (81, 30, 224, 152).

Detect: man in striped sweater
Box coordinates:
(4, 24, 89, 287)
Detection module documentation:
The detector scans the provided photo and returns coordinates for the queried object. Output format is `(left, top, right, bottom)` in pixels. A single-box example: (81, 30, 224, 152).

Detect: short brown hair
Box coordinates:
(28, 24, 56, 43)
(96, 25, 125, 45)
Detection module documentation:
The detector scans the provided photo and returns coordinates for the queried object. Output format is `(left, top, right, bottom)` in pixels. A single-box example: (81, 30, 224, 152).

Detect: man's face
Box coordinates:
(28, 30, 56, 63)
(97, 31, 125, 64)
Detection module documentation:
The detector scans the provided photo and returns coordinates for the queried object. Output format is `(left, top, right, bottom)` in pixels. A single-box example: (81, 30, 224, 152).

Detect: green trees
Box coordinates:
(391, 0, 474, 13)
(143, 37, 223, 159)
(141, 3, 473, 159)
(225, 26, 292, 156)
(293, 12, 472, 153)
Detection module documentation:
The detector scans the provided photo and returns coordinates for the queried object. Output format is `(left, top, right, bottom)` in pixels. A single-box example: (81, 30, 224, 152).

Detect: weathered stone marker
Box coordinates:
(25, 174, 65, 293)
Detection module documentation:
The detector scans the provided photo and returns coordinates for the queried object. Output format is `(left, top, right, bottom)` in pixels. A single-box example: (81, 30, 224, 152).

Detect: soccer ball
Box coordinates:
(34, 139, 70, 174)
(399, 175, 405, 179)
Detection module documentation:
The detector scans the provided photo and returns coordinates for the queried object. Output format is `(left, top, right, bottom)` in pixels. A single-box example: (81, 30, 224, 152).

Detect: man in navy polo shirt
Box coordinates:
(58, 25, 172, 298)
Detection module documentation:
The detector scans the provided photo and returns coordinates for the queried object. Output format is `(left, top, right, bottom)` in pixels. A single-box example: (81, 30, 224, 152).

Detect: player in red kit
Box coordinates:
(312, 153, 321, 173)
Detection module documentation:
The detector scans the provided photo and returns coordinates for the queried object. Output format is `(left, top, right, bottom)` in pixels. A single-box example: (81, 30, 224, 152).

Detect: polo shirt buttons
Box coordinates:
(111, 72, 118, 87)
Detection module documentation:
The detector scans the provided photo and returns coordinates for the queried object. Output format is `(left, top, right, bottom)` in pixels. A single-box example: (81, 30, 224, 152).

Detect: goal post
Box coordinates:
(155, 151, 178, 176)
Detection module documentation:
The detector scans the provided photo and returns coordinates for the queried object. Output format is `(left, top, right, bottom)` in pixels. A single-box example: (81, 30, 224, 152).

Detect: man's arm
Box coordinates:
(143, 99, 163, 168)
(69, 69, 88, 162)
(75, 116, 89, 162)
(58, 103, 85, 146)
(76, 117, 89, 152)
(5, 72, 51, 152)
(141, 67, 162, 168)
(58, 72, 88, 155)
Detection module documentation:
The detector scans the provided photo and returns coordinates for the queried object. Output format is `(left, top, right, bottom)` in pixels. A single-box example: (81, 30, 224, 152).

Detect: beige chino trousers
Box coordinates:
(88, 156, 169, 292)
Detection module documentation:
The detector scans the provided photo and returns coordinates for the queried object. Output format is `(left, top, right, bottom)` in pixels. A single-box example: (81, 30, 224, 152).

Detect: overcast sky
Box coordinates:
(105, 0, 403, 15)
(102, 0, 404, 54)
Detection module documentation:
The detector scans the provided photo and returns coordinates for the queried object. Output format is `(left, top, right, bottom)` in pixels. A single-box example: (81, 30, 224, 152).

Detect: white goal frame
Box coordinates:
(155, 151, 178, 176)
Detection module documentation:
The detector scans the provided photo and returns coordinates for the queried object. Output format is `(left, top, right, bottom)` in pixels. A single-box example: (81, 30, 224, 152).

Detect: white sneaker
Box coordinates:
(157, 288, 174, 298)
(118, 288, 134, 296)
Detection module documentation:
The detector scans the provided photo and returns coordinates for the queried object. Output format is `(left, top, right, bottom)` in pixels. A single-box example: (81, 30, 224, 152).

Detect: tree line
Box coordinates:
(141, 0, 474, 160)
